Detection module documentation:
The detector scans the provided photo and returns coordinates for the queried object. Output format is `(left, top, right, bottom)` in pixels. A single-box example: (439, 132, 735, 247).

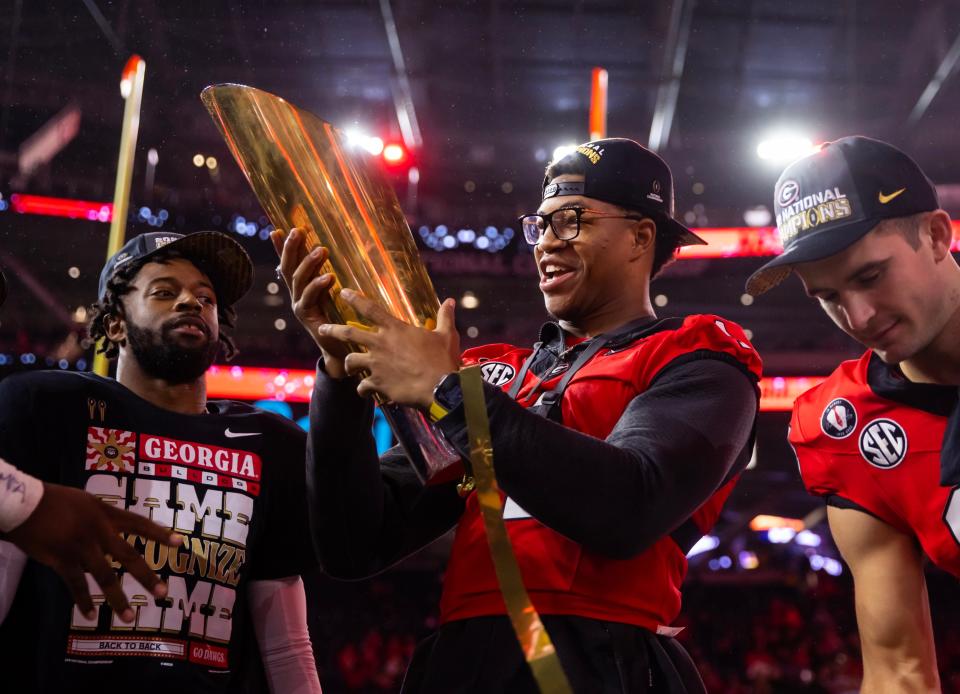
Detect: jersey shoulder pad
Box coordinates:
(790, 352, 870, 446)
(641, 314, 762, 382)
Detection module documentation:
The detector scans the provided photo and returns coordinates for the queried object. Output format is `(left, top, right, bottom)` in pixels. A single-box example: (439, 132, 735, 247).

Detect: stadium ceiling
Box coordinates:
(3, 0, 960, 221)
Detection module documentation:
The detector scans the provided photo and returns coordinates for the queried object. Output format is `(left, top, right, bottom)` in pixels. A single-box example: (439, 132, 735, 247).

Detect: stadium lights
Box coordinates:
(382, 143, 407, 165)
(750, 514, 805, 532)
(203, 366, 826, 412)
(552, 144, 578, 163)
(344, 129, 385, 156)
(756, 132, 819, 164)
(11, 194, 960, 258)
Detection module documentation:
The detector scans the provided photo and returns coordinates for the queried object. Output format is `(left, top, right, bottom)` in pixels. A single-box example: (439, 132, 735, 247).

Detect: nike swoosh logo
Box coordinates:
(878, 188, 906, 204)
(224, 428, 261, 438)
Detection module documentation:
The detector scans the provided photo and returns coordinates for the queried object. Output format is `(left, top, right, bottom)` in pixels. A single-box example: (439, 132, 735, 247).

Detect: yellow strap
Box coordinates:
(428, 400, 450, 423)
(459, 365, 572, 694)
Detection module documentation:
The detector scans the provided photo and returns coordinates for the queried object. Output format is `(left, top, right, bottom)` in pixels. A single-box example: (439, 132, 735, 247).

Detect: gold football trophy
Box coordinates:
(201, 84, 459, 482)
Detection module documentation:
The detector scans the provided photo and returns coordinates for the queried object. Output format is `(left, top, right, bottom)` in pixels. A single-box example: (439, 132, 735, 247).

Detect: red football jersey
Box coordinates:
(791, 350, 960, 577)
(440, 314, 762, 632)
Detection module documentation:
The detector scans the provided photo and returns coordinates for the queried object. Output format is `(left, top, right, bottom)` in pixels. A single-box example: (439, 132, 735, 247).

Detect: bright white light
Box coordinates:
(345, 129, 385, 156)
(686, 535, 720, 558)
(767, 527, 796, 544)
(193, 154, 205, 167)
(460, 291, 480, 309)
(205, 156, 218, 170)
(552, 144, 578, 163)
(654, 294, 668, 307)
(756, 133, 817, 164)
(147, 148, 159, 166)
(743, 206, 772, 227)
(823, 558, 843, 576)
(795, 530, 822, 547)
(809, 554, 825, 570)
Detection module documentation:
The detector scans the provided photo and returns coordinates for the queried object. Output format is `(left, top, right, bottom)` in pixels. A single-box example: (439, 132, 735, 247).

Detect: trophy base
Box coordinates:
(379, 403, 462, 484)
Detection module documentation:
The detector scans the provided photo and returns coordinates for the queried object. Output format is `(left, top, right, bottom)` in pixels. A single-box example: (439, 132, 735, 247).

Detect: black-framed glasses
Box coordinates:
(517, 207, 646, 245)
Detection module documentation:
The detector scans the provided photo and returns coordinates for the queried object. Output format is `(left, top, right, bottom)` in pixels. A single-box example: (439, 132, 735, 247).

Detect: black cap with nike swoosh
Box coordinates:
(746, 136, 940, 296)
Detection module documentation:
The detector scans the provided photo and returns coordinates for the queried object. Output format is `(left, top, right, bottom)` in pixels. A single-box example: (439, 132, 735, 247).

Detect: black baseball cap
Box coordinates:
(98, 231, 254, 307)
(542, 138, 706, 246)
(746, 136, 940, 296)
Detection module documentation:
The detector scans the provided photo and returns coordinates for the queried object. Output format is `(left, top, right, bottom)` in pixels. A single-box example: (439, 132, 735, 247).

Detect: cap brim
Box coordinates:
(162, 231, 254, 306)
(665, 218, 707, 247)
(745, 217, 882, 297)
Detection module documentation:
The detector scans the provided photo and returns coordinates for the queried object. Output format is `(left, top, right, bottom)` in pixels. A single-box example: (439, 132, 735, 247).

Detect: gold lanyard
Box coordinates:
(460, 365, 573, 693)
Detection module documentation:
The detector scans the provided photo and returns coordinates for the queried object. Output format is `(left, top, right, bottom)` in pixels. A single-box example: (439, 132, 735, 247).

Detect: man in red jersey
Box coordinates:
(280, 138, 761, 692)
(746, 136, 960, 693)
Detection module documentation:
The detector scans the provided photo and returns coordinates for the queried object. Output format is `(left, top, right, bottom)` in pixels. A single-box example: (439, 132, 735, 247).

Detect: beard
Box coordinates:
(125, 319, 220, 384)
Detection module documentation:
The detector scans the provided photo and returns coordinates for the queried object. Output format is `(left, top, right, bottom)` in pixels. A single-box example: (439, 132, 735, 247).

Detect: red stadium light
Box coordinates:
(10, 194, 113, 222)
(382, 143, 408, 165)
(205, 365, 826, 412)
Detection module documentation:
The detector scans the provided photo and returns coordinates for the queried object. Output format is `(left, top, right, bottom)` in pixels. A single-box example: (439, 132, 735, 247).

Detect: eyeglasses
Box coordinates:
(517, 207, 646, 245)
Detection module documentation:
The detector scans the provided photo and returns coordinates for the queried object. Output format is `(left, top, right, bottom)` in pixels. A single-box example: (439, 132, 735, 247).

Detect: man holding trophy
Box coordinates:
(276, 137, 763, 692)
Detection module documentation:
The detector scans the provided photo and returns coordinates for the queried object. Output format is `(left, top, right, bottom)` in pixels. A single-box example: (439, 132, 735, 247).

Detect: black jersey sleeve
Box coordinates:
(246, 416, 318, 580)
(435, 357, 758, 558)
(306, 364, 465, 579)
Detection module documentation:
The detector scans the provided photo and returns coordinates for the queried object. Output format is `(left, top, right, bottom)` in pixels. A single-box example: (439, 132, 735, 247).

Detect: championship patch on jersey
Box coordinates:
(820, 398, 857, 439)
(86, 427, 136, 473)
(480, 361, 516, 387)
(859, 418, 908, 469)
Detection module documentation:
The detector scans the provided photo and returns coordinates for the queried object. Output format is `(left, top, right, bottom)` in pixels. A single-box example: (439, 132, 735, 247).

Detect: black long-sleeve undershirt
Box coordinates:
(307, 355, 757, 578)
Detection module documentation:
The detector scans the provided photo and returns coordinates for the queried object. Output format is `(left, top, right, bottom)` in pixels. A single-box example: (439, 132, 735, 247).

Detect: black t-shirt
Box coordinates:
(0, 371, 315, 694)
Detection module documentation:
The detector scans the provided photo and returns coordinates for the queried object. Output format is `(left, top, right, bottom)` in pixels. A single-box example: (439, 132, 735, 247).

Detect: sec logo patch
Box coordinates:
(480, 361, 516, 387)
(820, 398, 857, 439)
(859, 418, 908, 469)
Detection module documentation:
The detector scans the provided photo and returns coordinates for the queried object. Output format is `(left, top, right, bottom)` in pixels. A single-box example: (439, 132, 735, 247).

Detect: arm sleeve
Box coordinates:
(437, 357, 758, 558)
(306, 365, 465, 578)
(248, 576, 322, 694)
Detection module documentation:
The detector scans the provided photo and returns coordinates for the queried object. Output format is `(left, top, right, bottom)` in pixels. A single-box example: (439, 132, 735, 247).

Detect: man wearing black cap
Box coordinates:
(747, 136, 960, 692)
(278, 138, 762, 692)
(0, 233, 321, 693)
(0, 267, 184, 626)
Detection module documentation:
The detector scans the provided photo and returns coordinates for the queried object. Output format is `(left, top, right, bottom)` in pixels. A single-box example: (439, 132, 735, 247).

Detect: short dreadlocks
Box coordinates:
(87, 249, 239, 361)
